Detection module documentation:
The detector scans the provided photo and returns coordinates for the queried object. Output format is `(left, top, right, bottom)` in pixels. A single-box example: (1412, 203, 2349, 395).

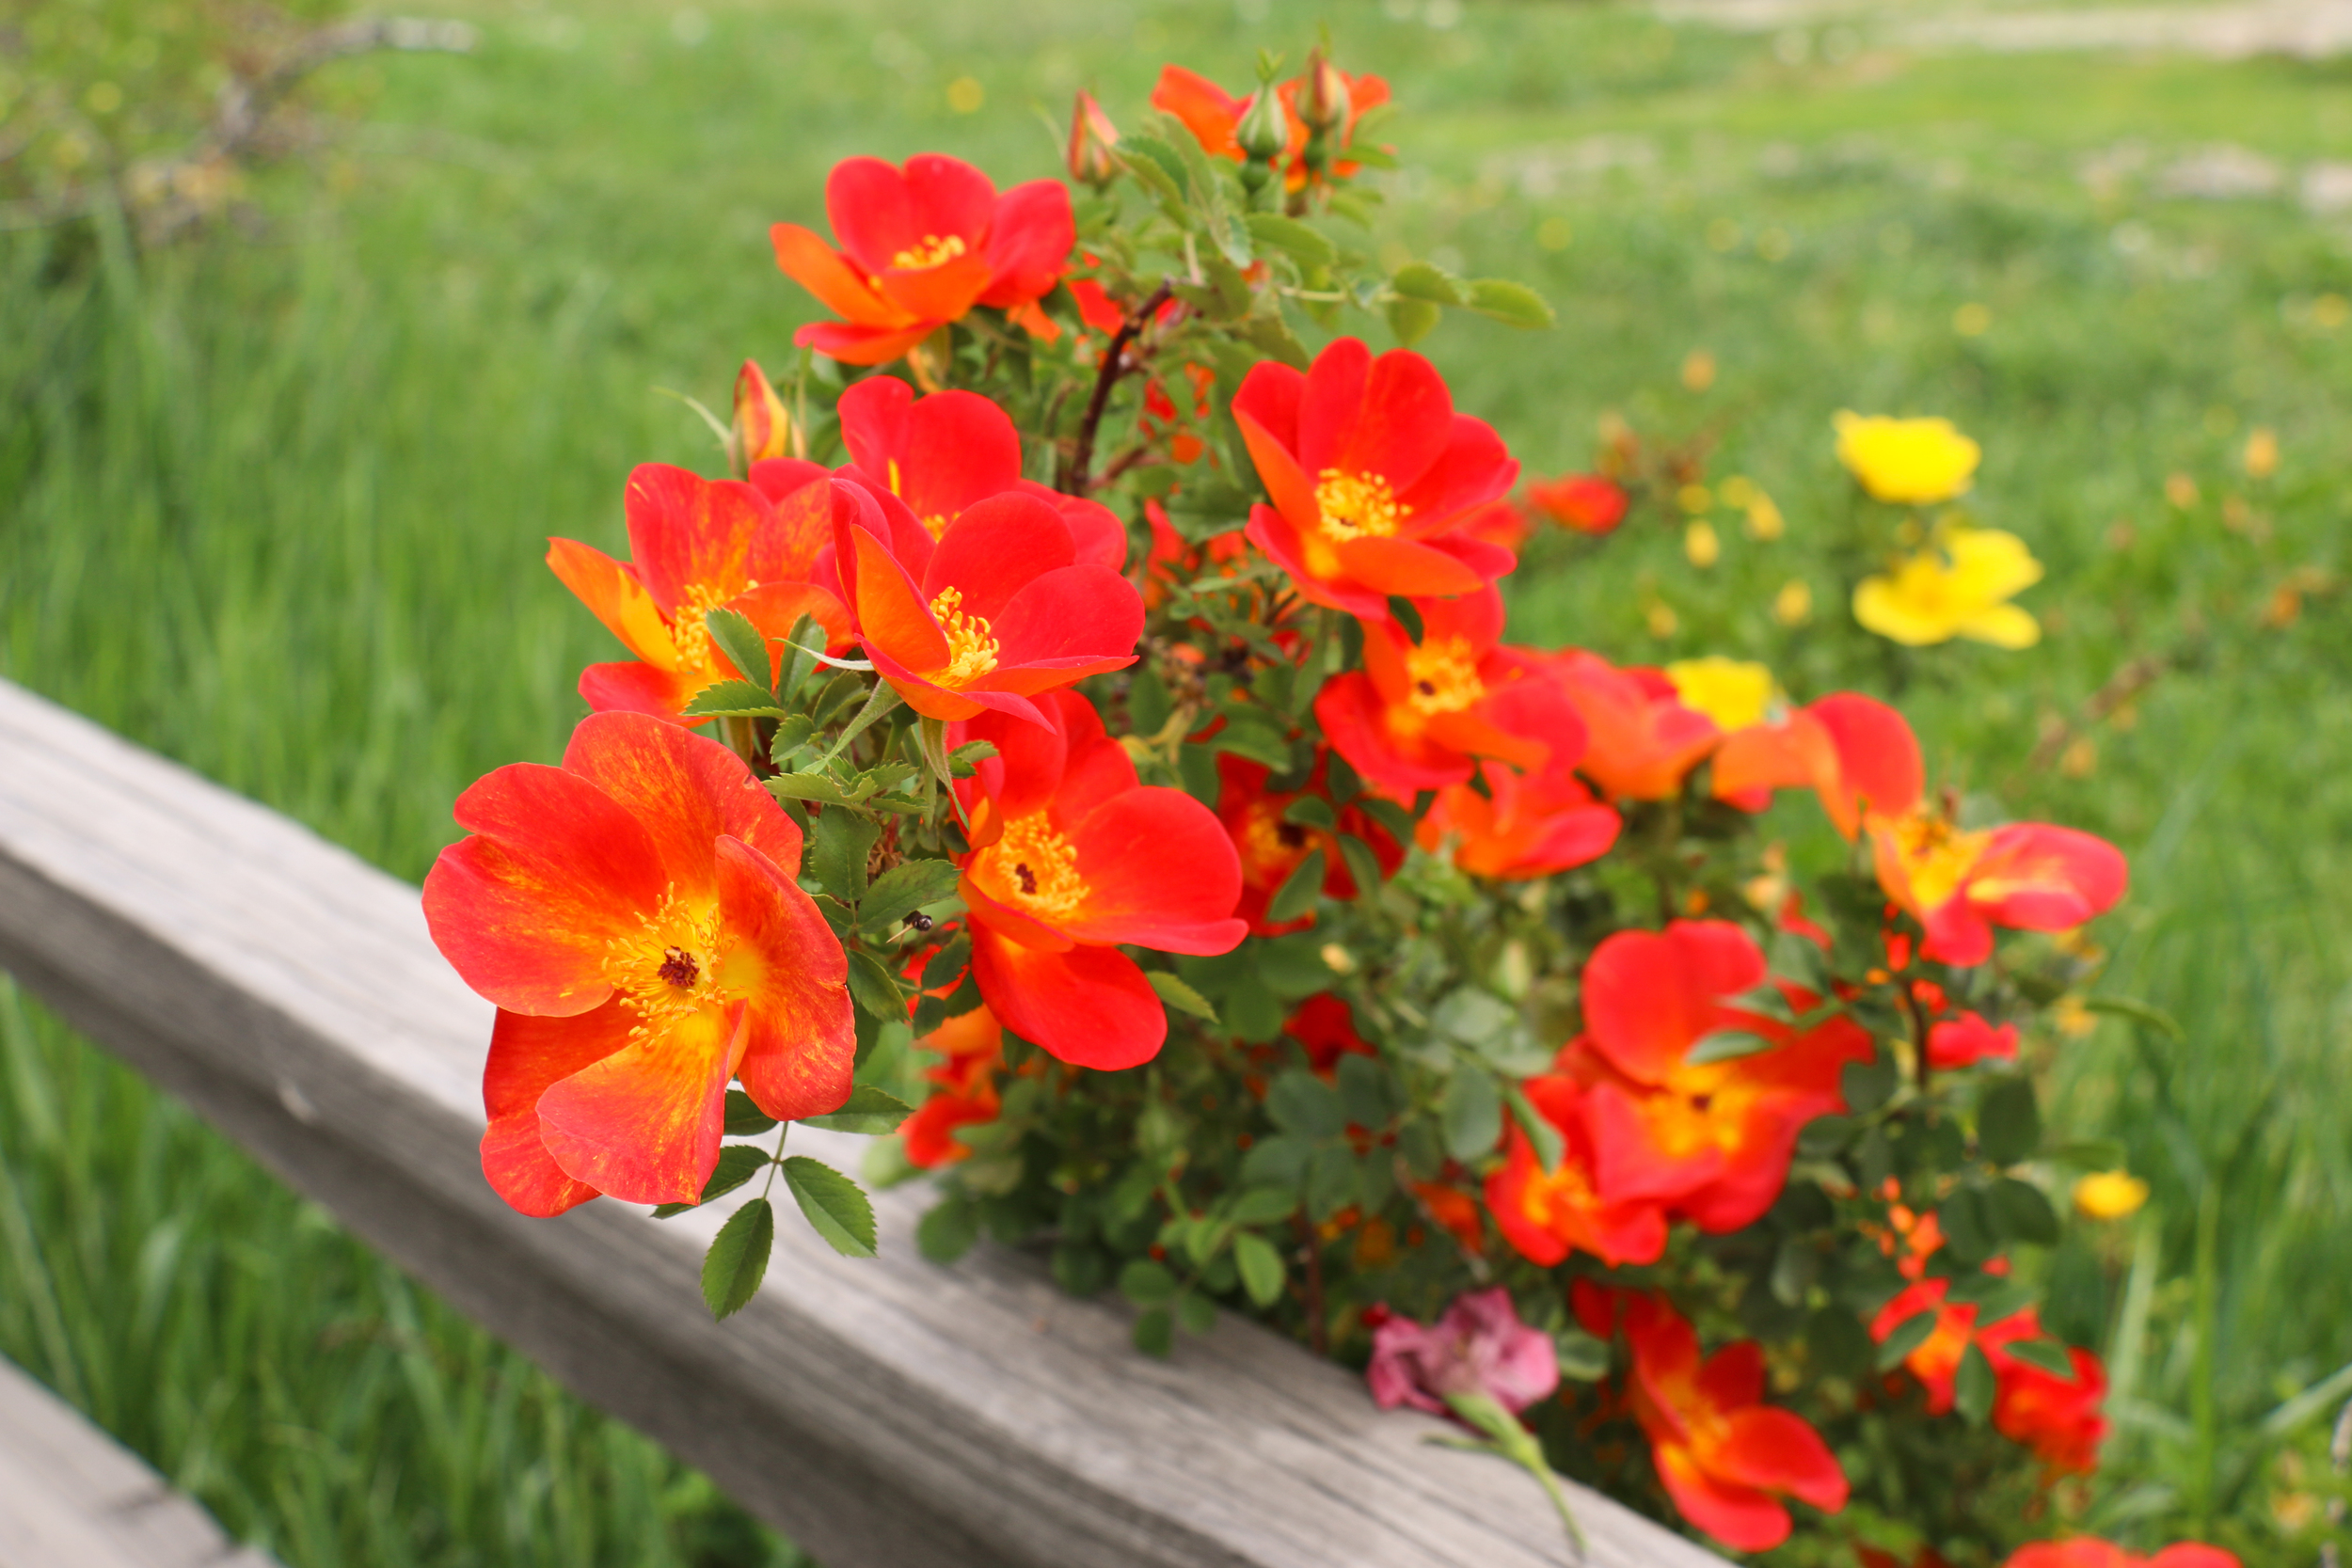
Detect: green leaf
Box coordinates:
(1808, 1308, 1875, 1380)
(1332, 833, 1384, 900)
(1687, 1029, 1777, 1065)
(1116, 135, 1188, 202)
(916, 1196, 978, 1263)
(703, 607, 773, 690)
(811, 671, 866, 726)
(2081, 995, 2185, 1041)
(1228, 1186, 1300, 1227)
(1132, 1307, 1175, 1357)
(1213, 711, 1293, 768)
(1245, 213, 1337, 266)
(1281, 796, 1337, 832)
(1266, 1070, 1345, 1142)
(1265, 847, 1326, 926)
(1441, 1070, 1503, 1163)
(1978, 1076, 2042, 1166)
(1385, 594, 1425, 643)
(701, 1197, 774, 1321)
(1232, 1229, 1286, 1307)
(1503, 1082, 1564, 1172)
(1461, 277, 1556, 328)
(1433, 988, 1514, 1045)
(921, 934, 971, 990)
(823, 677, 906, 760)
(1986, 1176, 2060, 1245)
(1842, 1054, 1900, 1116)
(2002, 1337, 2079, 1378)
(1390, 261, 1465, 306)
(1556, 1327, 1613, 1382)
(1148, 970, 1219, 1022)
(1386, 296, 1442, 348)
(679, 679, 787, 719)
(723, 1088, 779, 1136)
(1335, 1054, 1391, 1131)
(1239, 313, 1311, 372)
(1955, 1342, 1997, 1424)
(777, 613, 825, 697)
(780, 1156, 877, 1258)
(1305, 1145, 1357, 1220)
(946, 738, 996, 778)
(769, 712, 818, 766)
(1875, 1307, 1938, 1370)
(802, 1085, 915, 1135)
(1355, 795, 1416, 846)
(845, 948, 906, 1019)
(1940, 1186, 1997, 1266)
(654, 1143, 771, 1217)
(859, 858, 961, 934)
(1119, 1259, 1179, 1306)
(1177, 1293, 1217, 1336)
(1242, 1134, 1311, 1189)
(810, 808, 881, 904)
(1128, 668, 1172, 736)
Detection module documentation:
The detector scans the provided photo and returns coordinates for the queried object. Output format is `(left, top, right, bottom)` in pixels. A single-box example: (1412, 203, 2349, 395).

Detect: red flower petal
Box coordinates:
(977, 179, 1076, 309)
(1149, 65, 1245, 160)
(1393, 413, 1518, 531)
(770, 222, 912, 328)
(967, 922, 1168, 1069)
(623, 464, 768, 616)
(1968, 824, 2127, 931)
(546, 538, 676, 668)
(561, 710, 803, 894)
(1653, 1444, 1792, 1554)
(480, 1003, 628, 1216)
(828, 153, 994, 293)
(1581, 921, 1765, 1085)
(792, 318, 941, 367)
(717, 835, 856, 1122)
(1059, 788, 1248, 954)
(925, 491, 1076, 618)
(534, 1001, 742, 1205)
(423, 761, 665, 1016)
(984, 564, 1145, 676)
(838, 379, 1025, 529)
(577, 659, 702, 725)
(1713, 1407, 1850, 1512)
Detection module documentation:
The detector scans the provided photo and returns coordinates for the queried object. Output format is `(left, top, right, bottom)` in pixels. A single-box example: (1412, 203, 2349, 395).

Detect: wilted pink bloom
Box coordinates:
(1367, 1287, 1559, 1418)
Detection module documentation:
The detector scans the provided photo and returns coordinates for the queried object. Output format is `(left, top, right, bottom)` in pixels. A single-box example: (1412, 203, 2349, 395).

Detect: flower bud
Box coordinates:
(1066, 88, 1120, 190)
(729, 358, 792, 472)
(1299, 50, 1351, 135)
(1234, 86, 1288, 165)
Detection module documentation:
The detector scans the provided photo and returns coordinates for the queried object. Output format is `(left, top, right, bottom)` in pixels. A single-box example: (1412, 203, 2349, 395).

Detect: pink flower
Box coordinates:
(1367, 1287, 1560, 1418)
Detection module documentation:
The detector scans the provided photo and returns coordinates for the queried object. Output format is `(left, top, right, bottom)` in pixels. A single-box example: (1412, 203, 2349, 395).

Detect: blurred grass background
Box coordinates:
(2, 0, 2348, 1560)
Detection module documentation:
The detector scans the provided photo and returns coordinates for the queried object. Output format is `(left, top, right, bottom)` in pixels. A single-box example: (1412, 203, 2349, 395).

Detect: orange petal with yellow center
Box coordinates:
(481, 1002, 629, 1216)
(716, 835, 856, 1122)
(546, 538, 679, 669)
(771, 222, 918, 329)
(535, 1001, 744, 1206)
(561, 711, 804, 895)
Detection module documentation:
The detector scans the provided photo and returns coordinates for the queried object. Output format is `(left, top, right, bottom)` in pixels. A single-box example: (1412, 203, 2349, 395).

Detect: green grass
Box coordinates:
(3, 0, 2349, 1559)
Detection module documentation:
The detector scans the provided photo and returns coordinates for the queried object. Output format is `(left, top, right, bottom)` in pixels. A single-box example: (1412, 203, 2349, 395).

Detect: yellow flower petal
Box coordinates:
(2074, 1170, 2149, 1221)
(1834, 411, 1982, 505)
(1666, 656, 1774, 730)
(1853, 573, 1957, 645)
(1957, 602, 2042, 649)
(1943, 525, 2044, 602)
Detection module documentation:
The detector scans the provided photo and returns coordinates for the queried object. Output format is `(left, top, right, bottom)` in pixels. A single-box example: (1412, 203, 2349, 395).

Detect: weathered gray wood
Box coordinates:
(0, 676, 1728, 1568)
(0, 1354, 280, 1568)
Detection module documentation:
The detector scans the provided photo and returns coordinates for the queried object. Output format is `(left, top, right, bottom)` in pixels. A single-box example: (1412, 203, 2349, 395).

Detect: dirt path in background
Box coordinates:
(1659, 0, 2352, 59)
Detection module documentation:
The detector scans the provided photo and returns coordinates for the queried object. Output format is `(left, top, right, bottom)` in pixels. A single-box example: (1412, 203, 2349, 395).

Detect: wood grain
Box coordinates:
(0, 678, 1728, 1568)
(0, 1354, 280, 1568)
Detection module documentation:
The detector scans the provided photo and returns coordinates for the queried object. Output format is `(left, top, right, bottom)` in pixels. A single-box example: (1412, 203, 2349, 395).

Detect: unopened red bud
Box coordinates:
(1066, 88, 1120, 189)
(729, 358, 792, 471)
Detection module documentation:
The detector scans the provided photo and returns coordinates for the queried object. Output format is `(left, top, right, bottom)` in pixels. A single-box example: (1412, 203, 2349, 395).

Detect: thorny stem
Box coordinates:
(1061, 279, 1175, 497)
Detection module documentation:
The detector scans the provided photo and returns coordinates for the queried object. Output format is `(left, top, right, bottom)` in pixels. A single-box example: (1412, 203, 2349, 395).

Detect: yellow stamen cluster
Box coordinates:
(1313, 467, 1409, 542)
(891, 233, 969, 271)
(1404, 636, 1484, 716)
(981, 815, 1089, 922)
(1887, 812, 1990, 911)
(1240, 802, 1312, 877)
(929, 587, 1000, 686)
(670, 579, 758, 671)
(603, 888, 735, 1041)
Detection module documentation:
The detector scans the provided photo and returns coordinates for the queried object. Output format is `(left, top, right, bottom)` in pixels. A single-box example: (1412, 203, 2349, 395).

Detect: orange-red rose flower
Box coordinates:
(1624, 1293, 1850, 1553)
(1314, 588, 1580, 793)
(834, 377, 1127, 567)
(1486, 1076, 1670, 1268)
(547, 463, 853, 723)
(1284, 992, 1375, 1077)
(1928, 1010, 2020, 1069)
(1712, 691, 1922, 832)
(1215, 752, 1404, 934)
(1991, 1330, 2108, 1474)
(1151, 63, 1392, 192)
(1421, 755, 1620, 879)
(1565, 921, 1871, 1232)
(901, 1005, 1003, 1168)
(949, 691, 1247, 1069)
(1232, 338, 1518, 618)
(1526, 473, 1629, 536)
(423, 713, 854, 1214)
(1869, 1277, 2032, 1415)
(1542, 651, 1723, 801)
(832, 475, 1142, 724)
(2005, 1542, 2237, 1568)
(772, 153, 1075, 365)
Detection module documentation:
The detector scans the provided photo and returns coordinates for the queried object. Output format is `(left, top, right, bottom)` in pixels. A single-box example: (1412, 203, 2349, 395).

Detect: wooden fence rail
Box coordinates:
(0, 677, 1727, 1568)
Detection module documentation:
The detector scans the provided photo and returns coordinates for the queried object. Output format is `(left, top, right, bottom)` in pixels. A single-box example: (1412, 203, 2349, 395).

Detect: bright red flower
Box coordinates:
(1871, 809, 2129, 967)
(1526, 473, 1629, 536)
(1458, 497, 1532, 552)
(1565, 921, 1871, 1232)
(1542, 652, 1722, 801)
(1929, 1010, 2020, 1069)
(1711, 692, 1922, 833)
(834, 377, 1127, 567)
(1151, 63, 1392, 192)
(949, 691, 1247, 1069)
(2004, 1541, 2238, 1568)
(423, 713, 854, 1214)
(1624, 1293, 1849, 1553)
(771, 153, 1074, 365)
(1313, 588, 1581, 793)
(1285, 992, 1375, 1076)
(1486, 1076, 1670, 1268)
(1868, 1277, 2031, 1415)
(1420, 756, 1620, 879)
(1231, 338, 1518, 617)
(547, 463, 853, 724)
(1992, 1334, 2108, 1474)
(1216, 752, 1405, 934)
(901, 1005, 1003, 1168)
(832, 475, 1142, 723)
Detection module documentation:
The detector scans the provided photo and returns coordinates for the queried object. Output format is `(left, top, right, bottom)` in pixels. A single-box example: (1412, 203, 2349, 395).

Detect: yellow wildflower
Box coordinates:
(1666, 657, 1774, 730)
(2073, 1170, 2149, 1222)
(2244, 427, 2279, 480)
(1684, 519, 1721, 568)
(1833, 412, 1981, 504)
(1772, 578, 1813, 626)
(1852, 523, 2042, 649)
(1745, 493, 1785, 541)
